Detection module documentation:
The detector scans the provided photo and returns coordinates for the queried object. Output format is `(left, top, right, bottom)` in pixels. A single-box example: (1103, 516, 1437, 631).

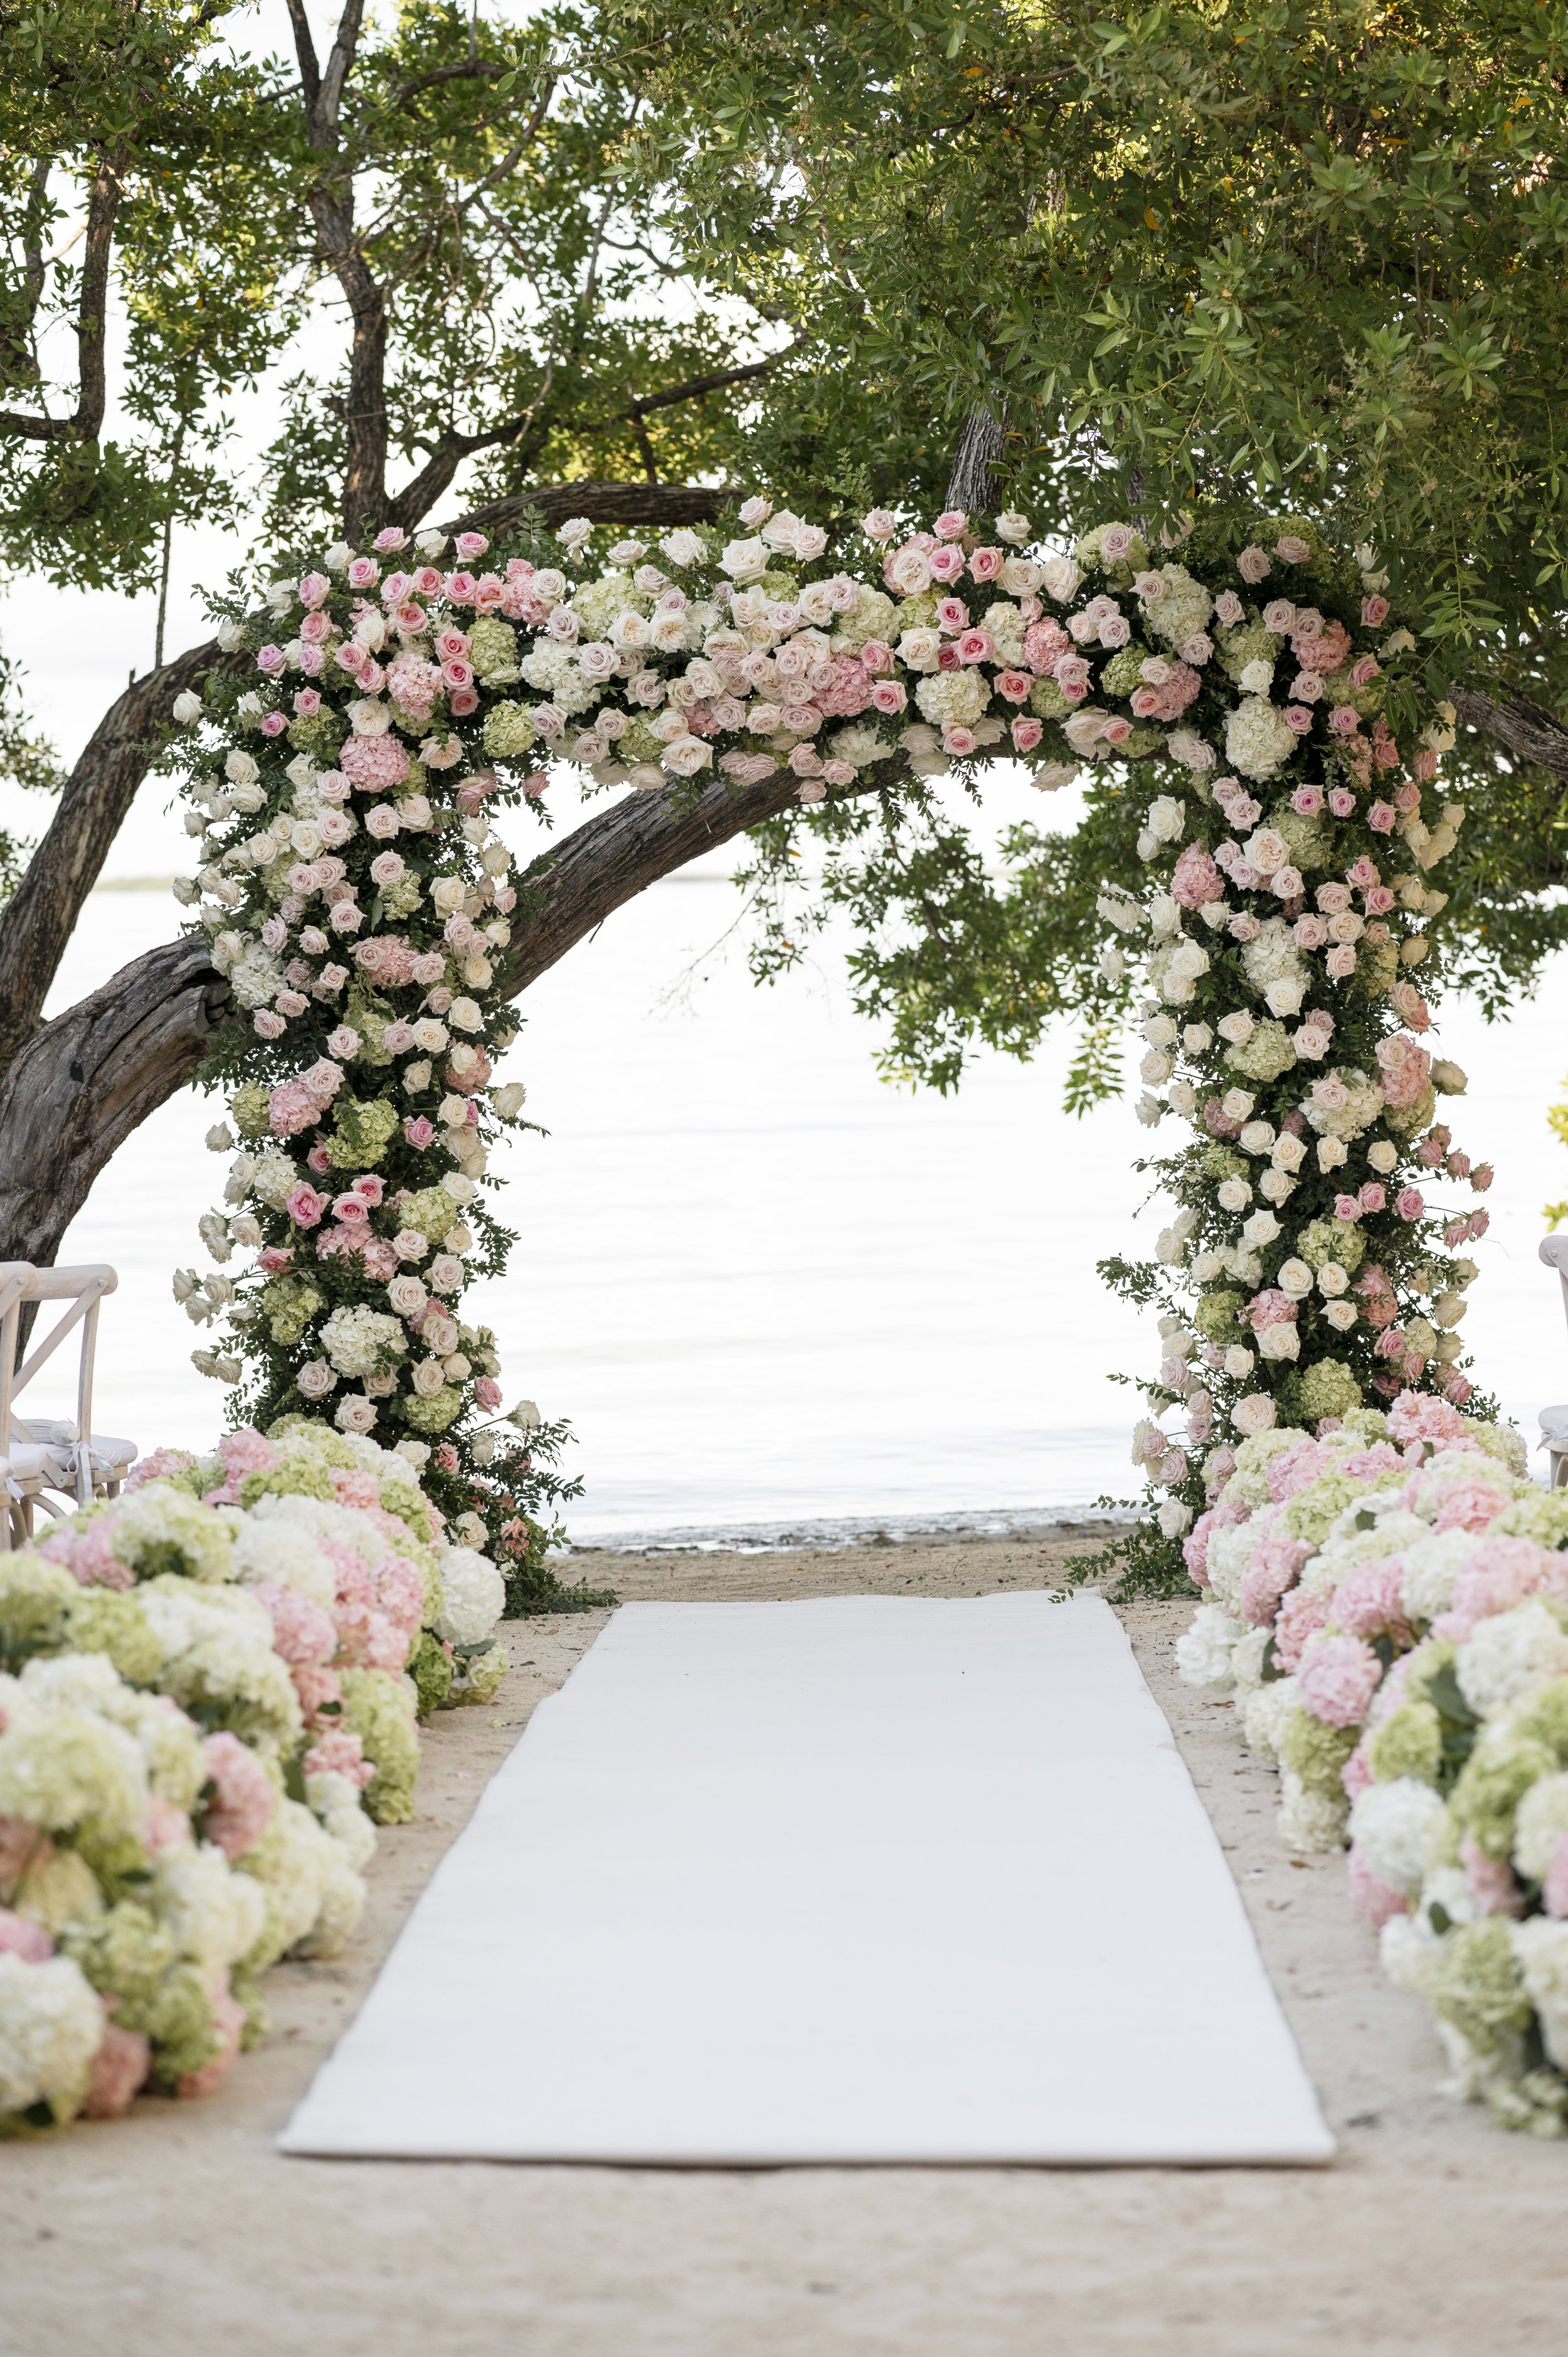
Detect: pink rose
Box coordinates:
(928, 544, 967, 583)
(934, 597, 969, 634)
(943, 726, 977, 756)
(1360, 1182, 1386, 1214)
(1333, 1194, 1362, 1222)
(1274, 536, 1311, 564)
(475, 1377, 502, 1411)
(1350, 656, 1380, 688)
(1290, 784, 1324, 816)
(1327, 704, 1360, 737)
(1365, 886, 1395, 915)
(933, 509, 968, 540)
(260, 711, 287, 737)
(405, 1117, 435, 1148)
(1362, 595, 1390, 627)
(1010, 717, 1044, 753)
(287, 1184, 326, 1228)
(955, 629, 993, 664)
(870, 680, 908, 715)
(969, 546, 1005, 582)
(1325, 945, 1358, 979)
(347, 556, 379, 590)
(1367, 799, 1396, 833)
(1213, 591, 1244, 625)
(253, 1009, 286, 1039)
(444, 570, 477, 604)
(1283, 705, 1313, 735)
(1236, 545, 1271, 584)
(1328, 787, 1356, 817)
(1395, 1186, 1424, 1221)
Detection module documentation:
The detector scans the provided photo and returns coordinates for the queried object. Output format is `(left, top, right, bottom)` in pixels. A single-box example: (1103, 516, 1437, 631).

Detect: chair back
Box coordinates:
(0, 1261, 119, 1506)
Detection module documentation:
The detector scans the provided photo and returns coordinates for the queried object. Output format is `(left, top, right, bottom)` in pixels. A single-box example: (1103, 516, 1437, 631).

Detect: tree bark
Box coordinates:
(0, 637, 231, 1072)
(1449, 681, 1568, 784)
(0, 937, 227, 1264)
(443, 480, 739, 538)
(945, 410, 1007, 516)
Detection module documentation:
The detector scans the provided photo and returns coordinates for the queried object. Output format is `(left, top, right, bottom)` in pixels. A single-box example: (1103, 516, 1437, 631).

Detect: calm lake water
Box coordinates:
(38, 866, 1568, 1545)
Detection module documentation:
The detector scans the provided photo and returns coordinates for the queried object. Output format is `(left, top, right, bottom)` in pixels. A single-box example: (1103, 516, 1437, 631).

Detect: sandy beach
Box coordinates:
(3, 1535, 1562, 2357)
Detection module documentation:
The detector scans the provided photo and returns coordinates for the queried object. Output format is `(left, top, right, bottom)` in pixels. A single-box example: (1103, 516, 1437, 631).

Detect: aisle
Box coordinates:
(282, 1594, 1332, 2165)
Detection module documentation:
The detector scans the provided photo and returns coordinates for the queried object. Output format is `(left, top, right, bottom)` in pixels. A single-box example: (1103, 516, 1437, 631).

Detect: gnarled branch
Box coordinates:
(1451, 680, 1568, 784)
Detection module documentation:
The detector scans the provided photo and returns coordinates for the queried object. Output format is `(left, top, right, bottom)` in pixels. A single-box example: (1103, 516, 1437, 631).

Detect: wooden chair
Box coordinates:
(1539, 1235, 1568, 1489)
(0, 1262, 138, 1548)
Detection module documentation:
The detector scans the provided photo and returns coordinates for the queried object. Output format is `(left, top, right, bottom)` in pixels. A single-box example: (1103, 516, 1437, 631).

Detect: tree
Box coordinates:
(601, 0, 1568, 1088)
(0, 0, 938, 1268)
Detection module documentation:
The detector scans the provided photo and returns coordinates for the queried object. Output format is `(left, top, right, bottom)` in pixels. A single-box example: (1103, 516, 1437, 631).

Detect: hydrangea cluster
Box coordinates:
(167, 521, 574, 1587)
(0, 1420, 506, 2133)
(1177, 1395, 1568, 2134)
(1069, 516, 1497, 1570)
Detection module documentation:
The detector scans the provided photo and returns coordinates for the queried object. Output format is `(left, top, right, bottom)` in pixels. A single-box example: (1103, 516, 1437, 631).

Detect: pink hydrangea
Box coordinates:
(255, 1583, 337, 1668)
(1544, 1834, 1568, 1919)
(1332, 1560, 1411, 1644)
(1241, 1535, 1311, 1625)
(341, 735, 411, 792)
(1347, 1847, 1410, 1929)
(38, 1518, 132, 1590)
(81, 2019, 152, 2119)
(1434, 1536, 1561, 1639)
(124, 1447, 198, 1494)
(1171, 843, 1224, 910)
(1264, 1435, 1325, 1503)
(0, 1905, 54, 1961)
(292, 1663, 342, 1718)
(1247, 1288, 1298, 1331)
(1386, 1391, 1468, 1448)
(269, 1081, 322, 1139)
(329, 1466, 381, 1512)
(303, 1725, 374, 1787)
(218, 1429, 280, 1480)
(1274, 1583, 1333, 1670)
(353, 934, 419, 987)
(1429, 1476, 1514, 1535)
(1183, 1509, 1217, 1585)
(1375, 1034, 1432, 1109)
(201, 1732, 277, 1860)
(1297, 1632, 1383, 1727)
(1461, 1836, 1525, 1917)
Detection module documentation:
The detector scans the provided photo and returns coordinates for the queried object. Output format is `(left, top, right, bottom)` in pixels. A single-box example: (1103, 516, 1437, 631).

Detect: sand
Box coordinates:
(3, 1535, 1564, 2356)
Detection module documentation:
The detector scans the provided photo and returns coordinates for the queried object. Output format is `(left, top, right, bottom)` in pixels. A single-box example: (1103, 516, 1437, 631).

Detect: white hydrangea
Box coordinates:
(228, 942, 286, 1011)
(1224, 695, 1299, 783)
(1513, 1770, 1568, 1885)
(0, 1952, 105, 2119)
(1456, 1600, 1568, 1718)
(1300, 1067, 1385, 1142)
(136, 1579, 302, 1745)
(1511, 1919, 1568, 2072)
(320, 1303, 405, 1378)
(152, 1843, 268, 1975)
(979, 599, 1027, 666)
(517, 640, 603, 716)
(249, 1490, 388, 1571)
(296, 1849, 368, 1960)
(241, 1796, 347, 1964)
(306, 1769, 378, 1873)
(1398, 1526, 1480, 1622)
(1239, 918, 1308, 1014)
(914, 669, 989, 731)
(434, 1545, 506, 1646)
(230, 1514, 336, 1610)
(1174, 1600, 1246, 1690)
(14, 1651, 205, 1807)
(1242, 1673, 1300, 1767)
(1348, 1776, 1448, 1895)
(827, 723, 891, 771)
(1231, 1625, 1272, 1692)
(250, 1151, 299, 1211)
(0, 1684, 147, 1839)
(1205, 1521, 1255, 1617)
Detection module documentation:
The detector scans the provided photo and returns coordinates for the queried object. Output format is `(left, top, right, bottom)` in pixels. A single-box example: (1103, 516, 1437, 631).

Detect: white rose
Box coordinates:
(719, 537, 768, 582)
(299, 1360, 336, 1399)
(1232, 1393, 1278, 1436)
(1041, 556, 1082, 604)
(1223, 1346, 1256, 1378)
(335, 1395, 378, 1435)
(1323, 1300, 1358, 1332)
(430, 876, 467, 915)
(662, 734, 716, 777)
(662, 529, 706, 567)
(225, 750, 259, 787)
(447, 996, 482, 1033)
(172, 689, 203, 726)
(995, 511, 1032, 545)
(1146, 796, 1185, 843)
(347, 697, 391, 737)
(1278, 1258, 1314, 1299)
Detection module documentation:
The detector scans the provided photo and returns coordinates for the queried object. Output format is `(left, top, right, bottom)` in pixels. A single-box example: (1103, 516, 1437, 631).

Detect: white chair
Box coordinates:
(1539, 1236, 1568, 1488)
(0, 1262, 138, 1548)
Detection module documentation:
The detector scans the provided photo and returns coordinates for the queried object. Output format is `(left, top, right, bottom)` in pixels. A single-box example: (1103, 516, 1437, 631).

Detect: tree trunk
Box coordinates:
(945, 410, 1007, 516)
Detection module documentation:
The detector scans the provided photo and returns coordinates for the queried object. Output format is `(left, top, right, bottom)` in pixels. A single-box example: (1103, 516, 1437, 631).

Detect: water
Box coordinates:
(37, 873, 1568, 1542)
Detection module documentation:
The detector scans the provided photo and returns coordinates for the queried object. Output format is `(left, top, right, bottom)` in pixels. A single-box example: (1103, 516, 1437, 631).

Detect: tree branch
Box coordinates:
(439, 479, 741, 537)
(0, 145, 124, 445)
(627, 355, 782, 418)
(282, 0, 320, 114)
(395, 59, 502, 112)
(945, 408, 1007, 514)
(1451, 680, 1568, 784)
(0, 638, 236, 1072)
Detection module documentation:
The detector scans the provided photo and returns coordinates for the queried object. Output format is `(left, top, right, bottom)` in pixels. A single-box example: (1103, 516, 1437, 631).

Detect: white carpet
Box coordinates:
(279, 1595, 1333, 2164)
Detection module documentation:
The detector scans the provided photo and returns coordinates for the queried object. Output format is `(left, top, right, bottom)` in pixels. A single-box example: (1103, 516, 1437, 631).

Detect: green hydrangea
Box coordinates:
(1297, 1358, 1364, 1422)
(1276, 1707, 1357, 1793)
(109, 1487, 233, 1583)
(398, 1186, 460, 1241)
(1485, 2069, 1568, 2137)
(452, 1641, 508, 1706)
(239, 1459, 334, 1508)
(481, 702, 540, 760)
(1203, 1143, 1246, 1182)
(344, 984, 395, 1067)
(1226, 1425, 1302, 1507)
(1361, 939, 1403, 999)
(468, 617, 520, 683)
(570, 572, 649, 637)
(377, 1476, 432, 1546)
(1226, 1019, 1297, 1083)
(61, 1902, 224, 2087)
(65, 1592, 162, 1686)
(1282, 1472, 1360, 1545)
(830, 586, 898, 653)
(1297, 1218, 1368, 1275)
(381, 876, 423, 920)
(265, 1415, 357, 1466)
(1497, 1493, 1568, 1550)
(326, 1094, 399, 1170)
(1215, 618, 1283, 683)
(262, 1274, 324, 1347)
(402, 1386, 462, 1432)
(1450, 1737, 1557, 1860)
(1075, 523, 1150, 572)
(1369, 1700, 1443, 1786)
(1320, 664, 1384, 720)
(231, 1084, 272, 1139)
(0, 1551, 77, 1668)
(340, 1666, 420, 1824)
(408, 1629, 454, 1715)
(1099, 646, 1152, 698)
(618, 713, 666, 765)
(285, 709, 345, 760)
(1194, 1290, 1244, 1341)
(1268, 802, 1333, 873)
(1427, 1918, 1532, 2053)
(1342, 1408, 1391, 1442)
(1121, 725, 1165, 758)
(1029, 676, 1071, 719)
(1508, 1679, 1568, 1764)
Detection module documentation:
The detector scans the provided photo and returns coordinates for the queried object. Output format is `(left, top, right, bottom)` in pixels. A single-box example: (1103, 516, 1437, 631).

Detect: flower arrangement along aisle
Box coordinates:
(1172, 1392, 1568, 2137)
(168, 523, 599, 1615)
(0, 1418, 501, 2131)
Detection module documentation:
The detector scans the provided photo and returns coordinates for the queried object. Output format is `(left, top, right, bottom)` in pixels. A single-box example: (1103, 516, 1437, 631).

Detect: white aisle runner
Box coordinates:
(280, 1595, 1333, 2164)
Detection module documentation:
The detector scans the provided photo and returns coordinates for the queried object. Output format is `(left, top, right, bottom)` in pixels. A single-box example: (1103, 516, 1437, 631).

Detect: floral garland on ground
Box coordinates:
(1175, 1392, 1568, 2137)
(168, 523, 591, 1612)
(0, 1419, 505, 2132)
